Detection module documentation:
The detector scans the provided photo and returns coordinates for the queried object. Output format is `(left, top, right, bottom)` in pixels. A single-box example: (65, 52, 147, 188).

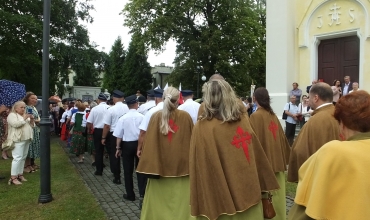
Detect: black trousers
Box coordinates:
(93, 128, 105, 173)
(285, 121, 297, 146)
(121, 141, 147, 197)
(108, 133, 120, 178)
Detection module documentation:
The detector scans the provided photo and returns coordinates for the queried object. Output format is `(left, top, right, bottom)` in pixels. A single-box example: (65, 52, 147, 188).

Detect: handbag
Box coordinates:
(282, 103, 290, 120)
(262, 192, 276, 219)
(2, 139, 15, 151)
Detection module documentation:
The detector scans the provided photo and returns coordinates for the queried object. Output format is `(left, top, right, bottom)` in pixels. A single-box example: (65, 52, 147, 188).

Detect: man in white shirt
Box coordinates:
(342, 76, 353, 96)
(137, 89, 156, 115)
(284, 95, 299, 146)
(113, 95, 145, 202)
(136, 88, 164, 208)
(86, 93, 109, 176)
(178, 90, 200, 124)
(101, 90, 129, 184)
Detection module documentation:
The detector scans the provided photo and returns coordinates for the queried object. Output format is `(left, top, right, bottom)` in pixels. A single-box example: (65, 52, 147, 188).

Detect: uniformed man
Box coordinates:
(136, 88, 164, 208)
(86, 93, 109, 176)
(114, 95, 145, 202)
(137, 89, 156, 115)
(178, 89, 200, 124)
(101, 90, 129, 184)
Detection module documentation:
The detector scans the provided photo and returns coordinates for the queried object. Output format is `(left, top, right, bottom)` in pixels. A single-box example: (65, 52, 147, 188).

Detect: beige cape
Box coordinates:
(137, 109, 193, 177)
(250, 108, 290, 172)
(288, 104, 339, 182)
(190, 114, 279, 220)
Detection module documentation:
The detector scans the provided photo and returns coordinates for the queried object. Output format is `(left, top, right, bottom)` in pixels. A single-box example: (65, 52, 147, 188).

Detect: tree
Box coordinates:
(103, 37, 126, 92)
(123, 0, 266, 97)
(121, 34, 153, 96)
(0, 0, 94, 95)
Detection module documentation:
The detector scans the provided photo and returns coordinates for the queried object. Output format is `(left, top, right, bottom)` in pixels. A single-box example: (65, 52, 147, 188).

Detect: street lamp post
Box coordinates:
(38, 0, 53, 204)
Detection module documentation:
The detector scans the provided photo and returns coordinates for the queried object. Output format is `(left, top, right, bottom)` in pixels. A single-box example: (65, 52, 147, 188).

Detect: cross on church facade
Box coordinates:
(231, 126, 252, 163)
(329, 3, 341, 26)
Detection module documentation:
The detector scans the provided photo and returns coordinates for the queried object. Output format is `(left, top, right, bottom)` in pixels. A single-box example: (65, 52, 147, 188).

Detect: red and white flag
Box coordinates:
(178, 83, 184, 104)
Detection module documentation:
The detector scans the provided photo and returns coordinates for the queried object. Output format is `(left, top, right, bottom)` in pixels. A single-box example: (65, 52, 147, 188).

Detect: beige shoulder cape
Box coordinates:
(137, 109, 194, 177)
(288, 104, 339, 182)
(190, 114, 279, 220)
(250, 108, 290, 172)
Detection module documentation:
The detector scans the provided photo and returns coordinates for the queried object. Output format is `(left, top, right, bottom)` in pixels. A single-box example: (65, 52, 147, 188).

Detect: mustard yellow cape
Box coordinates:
(294, 132, 370, 220)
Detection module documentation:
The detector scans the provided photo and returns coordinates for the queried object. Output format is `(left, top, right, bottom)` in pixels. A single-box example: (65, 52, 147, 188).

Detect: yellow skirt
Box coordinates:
(140, 176, 192, 220)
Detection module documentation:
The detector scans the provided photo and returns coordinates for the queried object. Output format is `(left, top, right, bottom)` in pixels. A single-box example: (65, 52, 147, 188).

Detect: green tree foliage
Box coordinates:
(103, 37, 126, 92)
(121, 34, 152, 96)
(0, 0, 95, 95)
(123, 0, 266, 97)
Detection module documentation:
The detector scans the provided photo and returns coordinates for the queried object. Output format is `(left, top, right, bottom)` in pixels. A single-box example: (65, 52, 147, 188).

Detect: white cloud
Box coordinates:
(85, 0, 176, 67)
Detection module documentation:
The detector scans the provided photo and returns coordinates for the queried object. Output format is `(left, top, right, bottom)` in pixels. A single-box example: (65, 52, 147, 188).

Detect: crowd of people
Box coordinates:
(1, 74, 369, 220)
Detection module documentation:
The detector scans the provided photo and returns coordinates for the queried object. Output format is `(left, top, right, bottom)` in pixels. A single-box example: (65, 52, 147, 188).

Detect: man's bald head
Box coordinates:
(209, 73, 225, 81)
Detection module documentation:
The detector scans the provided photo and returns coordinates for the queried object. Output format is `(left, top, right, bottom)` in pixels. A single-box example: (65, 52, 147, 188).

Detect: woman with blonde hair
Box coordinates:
(136, 87, 194, 220)
(190, 80, 279, 220)
(4, 101, 34, 185)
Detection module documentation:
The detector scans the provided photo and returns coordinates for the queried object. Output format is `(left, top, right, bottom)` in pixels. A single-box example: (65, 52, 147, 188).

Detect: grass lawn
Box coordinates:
(0, 138, 106, 220)
(285, 172, 297, 198)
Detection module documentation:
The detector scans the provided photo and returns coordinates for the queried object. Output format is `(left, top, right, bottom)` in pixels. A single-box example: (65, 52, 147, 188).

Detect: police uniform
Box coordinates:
(102, 90, 129, 183)
(86, 93, 109, 175)
(137, 90, 156, 115)
(113, 95, 146, 201)
(177, 90, 201, 124)
(138, 89, 164, 131)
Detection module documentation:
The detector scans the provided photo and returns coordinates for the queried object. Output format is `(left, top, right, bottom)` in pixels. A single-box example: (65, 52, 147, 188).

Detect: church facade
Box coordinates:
(266, 0, 369, 116)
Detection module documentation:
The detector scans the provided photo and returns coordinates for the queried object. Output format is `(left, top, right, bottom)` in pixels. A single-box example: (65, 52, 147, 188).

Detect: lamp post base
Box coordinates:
(38, 194, 53, 204)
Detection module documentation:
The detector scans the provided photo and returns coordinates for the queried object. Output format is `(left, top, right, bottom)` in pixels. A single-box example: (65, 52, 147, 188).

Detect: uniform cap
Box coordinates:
(154, 89, 164, 98)
(125, 95, 138, 105)
(181, 90, 193, 97)
(112, 90, 124, 98)
(147, 89, 155, 97)
(97, 92, 108, 101)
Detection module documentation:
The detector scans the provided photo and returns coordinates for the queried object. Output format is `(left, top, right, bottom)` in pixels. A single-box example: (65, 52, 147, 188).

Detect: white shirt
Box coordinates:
(138, 102, 164, 131)
(138, 100, 156, 115)
(315, 102, 332, 110)
(71, 111, 86, 127)
(178, 99, 200, 124)
(284, 102, 299, 124)
(103, 102, 129, 132)
(67, 107, 78, 119)
(113, 109, 143, 141)
(343, 82, 351, 96)
(59, 111, 68, 123)
(86, 102, 109, 129)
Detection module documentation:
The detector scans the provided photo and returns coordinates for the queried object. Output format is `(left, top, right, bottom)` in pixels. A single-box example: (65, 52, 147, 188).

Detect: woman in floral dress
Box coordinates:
(23, 92, 40, 173)
(69, 103, 86, 163)
(1, 109, 10, 159)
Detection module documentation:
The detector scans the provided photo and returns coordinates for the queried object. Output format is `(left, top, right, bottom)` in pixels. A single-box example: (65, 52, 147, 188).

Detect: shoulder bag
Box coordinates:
(282, 103, 290, 120)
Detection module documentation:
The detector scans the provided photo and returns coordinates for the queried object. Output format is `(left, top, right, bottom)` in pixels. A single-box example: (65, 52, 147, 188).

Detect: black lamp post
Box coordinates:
(38, 0, 53, 204)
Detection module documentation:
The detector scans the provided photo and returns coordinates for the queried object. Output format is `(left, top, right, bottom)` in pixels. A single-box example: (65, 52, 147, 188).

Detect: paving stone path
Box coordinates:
(59, 139, 295, 219)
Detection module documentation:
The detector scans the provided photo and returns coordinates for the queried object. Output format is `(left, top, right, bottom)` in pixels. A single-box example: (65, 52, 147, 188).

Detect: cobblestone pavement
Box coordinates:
(60, 139, 295, 219)
(60, 140, 141, 220)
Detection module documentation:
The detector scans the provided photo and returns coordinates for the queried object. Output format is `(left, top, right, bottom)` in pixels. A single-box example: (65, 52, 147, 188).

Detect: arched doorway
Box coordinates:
(318, 35, 359, 85)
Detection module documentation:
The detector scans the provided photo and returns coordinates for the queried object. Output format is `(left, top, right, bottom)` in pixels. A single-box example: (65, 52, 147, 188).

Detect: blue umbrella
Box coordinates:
(0, 80, 26, 107)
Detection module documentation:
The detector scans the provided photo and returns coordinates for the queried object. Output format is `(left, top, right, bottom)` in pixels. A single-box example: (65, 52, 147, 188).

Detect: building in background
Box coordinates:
(266, 0, 370, 122)
(151, 63, 174, 88)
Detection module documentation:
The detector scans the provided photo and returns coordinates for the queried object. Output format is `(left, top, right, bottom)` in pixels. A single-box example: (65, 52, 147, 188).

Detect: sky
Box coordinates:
(85, 0, 176, 67)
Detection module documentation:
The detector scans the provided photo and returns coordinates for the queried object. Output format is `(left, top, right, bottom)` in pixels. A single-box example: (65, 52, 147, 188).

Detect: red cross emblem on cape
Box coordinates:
(168, 119, 179, 142)
(268, 120, 278, 140)
(231, 126, 252, 163)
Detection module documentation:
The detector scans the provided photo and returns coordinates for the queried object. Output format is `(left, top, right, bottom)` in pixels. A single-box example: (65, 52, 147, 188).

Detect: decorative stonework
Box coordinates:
(329, 3, 341, 26)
